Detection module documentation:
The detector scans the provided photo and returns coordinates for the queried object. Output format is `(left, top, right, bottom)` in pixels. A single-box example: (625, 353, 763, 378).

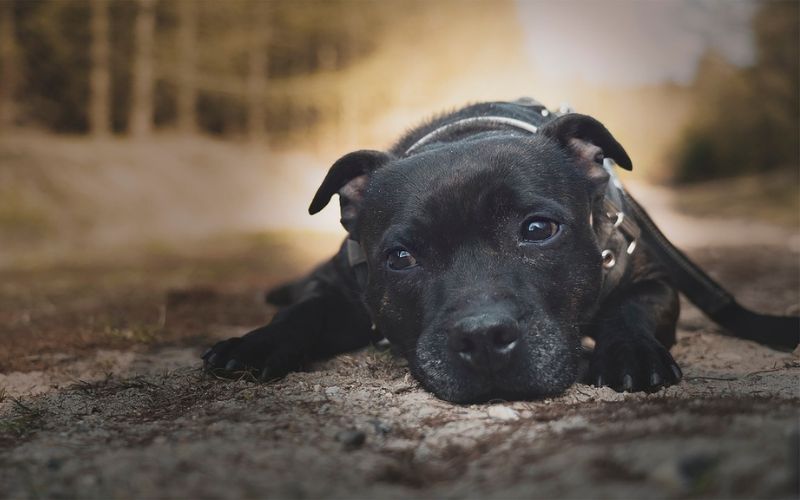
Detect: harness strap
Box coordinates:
(346, 238, 368, 290)
(405, 116, 540, 155)
(595, 160, 640, 297)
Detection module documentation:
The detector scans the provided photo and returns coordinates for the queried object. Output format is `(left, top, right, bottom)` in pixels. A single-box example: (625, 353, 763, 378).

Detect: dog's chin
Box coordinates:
(417, 373, 577, 404)
(409, 335, 581, 404)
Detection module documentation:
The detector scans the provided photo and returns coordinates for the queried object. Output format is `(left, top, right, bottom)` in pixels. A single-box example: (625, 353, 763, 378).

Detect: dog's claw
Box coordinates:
(650, 372, 662, 387)
(207, 353, 219, 366)
(201, 348, 212, 360)
(225, 359, 241, 371)
(595, 375, 604, 387)
(590, 334, 683, 394)
(259, 366, 271, 381)
(622, 374, 633, 392)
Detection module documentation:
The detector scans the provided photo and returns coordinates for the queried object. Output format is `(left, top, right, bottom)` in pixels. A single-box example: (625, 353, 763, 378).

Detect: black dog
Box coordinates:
(203, 99, 799, 403)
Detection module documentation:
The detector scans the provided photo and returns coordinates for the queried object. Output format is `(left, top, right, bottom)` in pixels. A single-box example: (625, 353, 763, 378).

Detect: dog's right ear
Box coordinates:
(308, 149, 392, 234)
(539, 113, 632, 171)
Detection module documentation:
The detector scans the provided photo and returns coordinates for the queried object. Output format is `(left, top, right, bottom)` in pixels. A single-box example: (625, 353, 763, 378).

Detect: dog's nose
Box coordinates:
(448, 315, 521, 371)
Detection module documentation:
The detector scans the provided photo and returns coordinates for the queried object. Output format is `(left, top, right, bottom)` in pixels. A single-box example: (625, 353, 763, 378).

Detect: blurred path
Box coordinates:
(626, 180, 800, 251)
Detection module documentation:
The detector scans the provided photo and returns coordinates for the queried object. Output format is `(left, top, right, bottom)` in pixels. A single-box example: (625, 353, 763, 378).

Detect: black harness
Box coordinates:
(347, 99, 641, 301)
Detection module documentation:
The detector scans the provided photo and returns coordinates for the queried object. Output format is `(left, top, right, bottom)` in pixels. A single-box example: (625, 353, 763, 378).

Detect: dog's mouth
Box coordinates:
(410, 361, 580, 404)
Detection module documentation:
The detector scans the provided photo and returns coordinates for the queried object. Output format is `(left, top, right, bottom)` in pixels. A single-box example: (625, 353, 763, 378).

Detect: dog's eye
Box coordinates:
(387, 248, 418, 270)
(521, 218, 559, 242)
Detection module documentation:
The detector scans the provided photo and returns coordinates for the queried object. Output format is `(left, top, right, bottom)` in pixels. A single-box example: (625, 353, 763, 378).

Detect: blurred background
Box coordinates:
(0, 0, 797, 262)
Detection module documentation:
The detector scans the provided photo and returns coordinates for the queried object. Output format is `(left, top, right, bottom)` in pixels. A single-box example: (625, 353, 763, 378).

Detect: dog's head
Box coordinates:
(309, 113, 632, 403)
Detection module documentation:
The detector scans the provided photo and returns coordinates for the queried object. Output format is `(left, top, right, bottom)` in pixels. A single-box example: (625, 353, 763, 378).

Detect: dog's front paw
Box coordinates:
(201, 329, 300, 381)
(588, 336, 682, 392)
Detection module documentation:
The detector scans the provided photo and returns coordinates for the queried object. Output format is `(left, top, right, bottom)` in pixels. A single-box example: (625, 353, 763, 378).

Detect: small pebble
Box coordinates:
(46, 458, 62, 471)
(336, 429, 366, 450)
(487, 406, 520, 421)
(369, 419, 392, 436)
(652, 452, 718, 492)
(679, 453, 718, 485)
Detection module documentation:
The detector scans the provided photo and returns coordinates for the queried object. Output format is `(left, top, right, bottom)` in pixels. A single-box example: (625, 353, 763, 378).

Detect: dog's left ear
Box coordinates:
(540, 113, 632, 171)
(309, 149, 392, 235)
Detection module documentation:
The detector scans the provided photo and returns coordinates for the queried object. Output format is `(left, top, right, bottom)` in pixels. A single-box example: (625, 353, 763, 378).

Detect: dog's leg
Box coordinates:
(264, 278, 303, 306)
(202, 273, 374, 380)
(587, 278, 682, 392)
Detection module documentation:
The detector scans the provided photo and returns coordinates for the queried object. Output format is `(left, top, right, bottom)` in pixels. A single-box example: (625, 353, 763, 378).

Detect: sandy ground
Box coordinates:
(1, 195, 799, 498)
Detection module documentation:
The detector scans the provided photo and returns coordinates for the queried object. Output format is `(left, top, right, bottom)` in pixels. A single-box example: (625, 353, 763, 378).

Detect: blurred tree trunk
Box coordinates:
(176, 0, 196, 135)
(130, 0, 156, 137)
(246, 0, 269, 143)
(89, 0, 111, 137)
(0, 0, 17, 129)
(338, 12, 360, 148)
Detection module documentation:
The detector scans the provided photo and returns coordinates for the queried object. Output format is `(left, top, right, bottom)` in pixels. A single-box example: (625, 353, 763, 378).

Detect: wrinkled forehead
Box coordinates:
(361, 136, 588, 231)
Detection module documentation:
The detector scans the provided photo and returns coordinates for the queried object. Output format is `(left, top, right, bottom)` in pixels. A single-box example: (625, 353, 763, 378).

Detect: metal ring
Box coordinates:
(626, 240, 637, 255)
(613, 212, 625, 228)
(601, 249, 616, 269)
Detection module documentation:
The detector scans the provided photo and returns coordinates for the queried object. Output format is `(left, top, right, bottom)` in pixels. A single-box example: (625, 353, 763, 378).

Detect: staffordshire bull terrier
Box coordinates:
(202, 99, 799, 403)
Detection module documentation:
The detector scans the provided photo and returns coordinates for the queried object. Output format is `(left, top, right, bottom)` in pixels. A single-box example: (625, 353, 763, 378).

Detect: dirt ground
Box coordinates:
(1, 199, 799, 498)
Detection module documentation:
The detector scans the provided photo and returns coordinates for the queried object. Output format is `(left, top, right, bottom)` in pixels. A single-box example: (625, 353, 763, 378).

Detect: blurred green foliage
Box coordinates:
(673, 1, 799, 182)
(9, 0, 388, 136)
(0, 191, 51, 244)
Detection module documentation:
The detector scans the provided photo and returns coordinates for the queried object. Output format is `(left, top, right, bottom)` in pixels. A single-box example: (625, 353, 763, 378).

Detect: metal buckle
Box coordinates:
(601, 249, 616, 269)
